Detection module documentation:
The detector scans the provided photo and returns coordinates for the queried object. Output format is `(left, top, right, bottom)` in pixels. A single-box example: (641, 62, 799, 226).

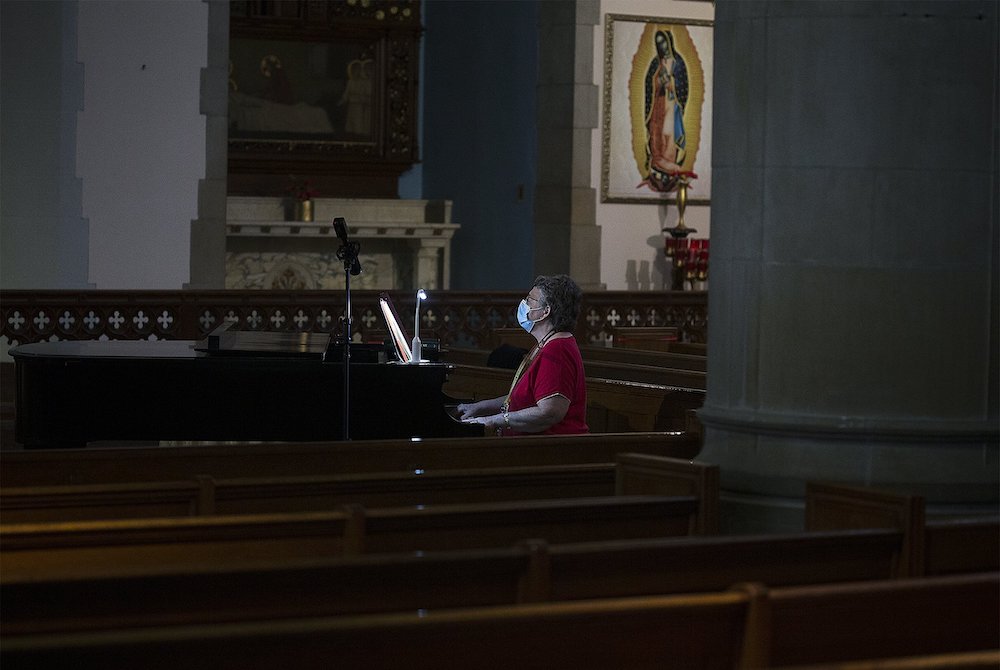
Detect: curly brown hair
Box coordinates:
(533, 274, 582, 333)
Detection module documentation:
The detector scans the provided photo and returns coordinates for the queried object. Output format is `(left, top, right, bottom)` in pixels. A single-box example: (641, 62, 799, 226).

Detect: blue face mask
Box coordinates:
(517, 299, 544, 333)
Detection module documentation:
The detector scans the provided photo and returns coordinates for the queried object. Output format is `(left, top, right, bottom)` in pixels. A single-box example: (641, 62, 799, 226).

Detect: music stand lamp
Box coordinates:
(411, 288, 427, 364)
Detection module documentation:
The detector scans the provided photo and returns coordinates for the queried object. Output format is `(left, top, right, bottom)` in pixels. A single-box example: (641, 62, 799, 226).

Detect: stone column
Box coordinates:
(700, 0, 999, 532)
(0, 0, 89, 289)
(414, 243, 444, 291)
(534, 0, 603, 289)
(187, 0, 229, 289)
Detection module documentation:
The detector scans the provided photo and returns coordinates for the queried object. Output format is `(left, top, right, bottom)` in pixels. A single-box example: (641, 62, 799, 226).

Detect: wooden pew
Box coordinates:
(579, 344, 706, 372)
(777, 650, 1000, 669)
(1, 586, 764, 670)
(762, 572, 1000, 667)
(924, 516, 1000, 576)
(0, 431, 701, 487)
(4, 574, 996, 670)
(484, 326, 696, 355)
(441, 345, 706, 389)
(663, 340, 707, 356)
(581, 359, 706, 389)
(0, 529, 906, 637)
(541, 529, 905, 602)
(806, 481, 1000, 577)
(0, 464, 617, 523)
(487, 326, 535, 351)
(0, 454, 720, 531)
(0, 495, 701, 580)
(609, 326, 680, 351)
(616, 452, 718, 533)
(442, 344, 707, 375)
(488, 326, 698, 357)
(443, 364, 704, 432)
(0, 544, 546, 635)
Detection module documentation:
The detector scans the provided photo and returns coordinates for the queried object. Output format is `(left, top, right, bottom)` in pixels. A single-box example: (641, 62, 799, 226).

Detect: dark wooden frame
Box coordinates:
(228, 1, 422, 198)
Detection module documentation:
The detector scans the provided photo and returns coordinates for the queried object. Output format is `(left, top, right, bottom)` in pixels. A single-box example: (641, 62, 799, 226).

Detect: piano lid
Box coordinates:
(194, 321, 331, 358)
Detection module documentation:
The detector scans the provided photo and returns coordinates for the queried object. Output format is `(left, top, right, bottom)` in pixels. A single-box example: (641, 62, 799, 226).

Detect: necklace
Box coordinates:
(497, 329, 567, 436)
(502, 329, 559, 412)
(536, 328, 558, 349)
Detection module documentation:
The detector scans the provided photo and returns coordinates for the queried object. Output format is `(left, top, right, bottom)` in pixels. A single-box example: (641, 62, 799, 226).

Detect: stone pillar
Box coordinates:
(700, 0, 999, 532)
(534, 0, 603, 289)
(414, 243, 444, 291)
(0, 0, 89, 289)
(187, 0, 229, 289)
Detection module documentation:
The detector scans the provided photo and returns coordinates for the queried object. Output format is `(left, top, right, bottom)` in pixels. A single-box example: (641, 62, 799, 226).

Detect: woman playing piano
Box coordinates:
(457, 275, 589, 435)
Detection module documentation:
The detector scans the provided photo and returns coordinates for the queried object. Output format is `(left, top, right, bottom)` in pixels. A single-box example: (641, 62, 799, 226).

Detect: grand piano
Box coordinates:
(11, 327, 484, 449)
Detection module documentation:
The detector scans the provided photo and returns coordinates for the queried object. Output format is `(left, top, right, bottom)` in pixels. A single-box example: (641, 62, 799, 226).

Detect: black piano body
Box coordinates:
(11, 336, 483, 449)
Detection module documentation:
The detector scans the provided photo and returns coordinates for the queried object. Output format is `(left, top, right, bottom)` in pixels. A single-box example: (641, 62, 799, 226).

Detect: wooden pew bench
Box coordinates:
(923, 516, 1000, 576)
(0, 431, 701, 487)
(0, 529, 906, 637)
(2, 586, 763, 670)
(0, 464, 618, 523)
(761, 572, 1000, 667)
(663, 340, 707, 356)
(539, 528, 905, 601)
(806, 481, 1000, 576)
(0, 495, 701, 580)
(487, 326, 700, 357)
(579, 345, 706, 372)
(441, 344, 707, 380)
(779, 650, 1000, 669)
(0, 453, 720, 533)
(581, 359, 706, 389)
(443, 363, 704, 432)
(0, 545, 547, 635)
(445, 343, 707, 370)
(4, 573, 996, 670)
(609, 326, 680, 351)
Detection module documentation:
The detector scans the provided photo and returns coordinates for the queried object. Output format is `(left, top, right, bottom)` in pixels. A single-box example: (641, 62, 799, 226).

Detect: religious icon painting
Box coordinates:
(601, 14, 714, 204)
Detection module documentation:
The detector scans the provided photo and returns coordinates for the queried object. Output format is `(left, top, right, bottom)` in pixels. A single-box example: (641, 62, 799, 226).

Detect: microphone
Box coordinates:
(333, 217, 350, 244)
(333, 217, 362, 276)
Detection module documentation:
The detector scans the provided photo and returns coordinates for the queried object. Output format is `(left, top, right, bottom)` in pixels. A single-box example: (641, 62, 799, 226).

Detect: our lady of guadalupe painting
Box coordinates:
(602, 15, 713, 204)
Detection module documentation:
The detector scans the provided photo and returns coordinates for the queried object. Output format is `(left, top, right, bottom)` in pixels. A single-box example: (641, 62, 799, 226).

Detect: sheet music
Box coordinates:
(379, 294, 412, 363)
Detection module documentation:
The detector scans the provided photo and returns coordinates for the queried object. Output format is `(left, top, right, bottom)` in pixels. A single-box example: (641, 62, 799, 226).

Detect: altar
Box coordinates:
(225, 197, 459, 291)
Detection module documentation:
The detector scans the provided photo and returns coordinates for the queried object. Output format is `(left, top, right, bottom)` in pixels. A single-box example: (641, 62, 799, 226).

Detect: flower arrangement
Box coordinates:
(669, 170, 699, 185)
(662, 169, 699, 193)
(638, 169, 698, 194)
(285, 176, 319, 222)
(286, 177, 319, 202)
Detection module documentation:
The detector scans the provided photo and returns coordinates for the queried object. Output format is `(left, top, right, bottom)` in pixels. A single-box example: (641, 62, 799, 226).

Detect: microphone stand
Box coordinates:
(333, 218, 362, 441)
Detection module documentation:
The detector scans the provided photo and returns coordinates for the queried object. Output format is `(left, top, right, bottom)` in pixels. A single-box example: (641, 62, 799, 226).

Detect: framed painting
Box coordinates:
(227, 0, 422, 198)
(228, 36, 379, 144)
(601, 14, 714, 205)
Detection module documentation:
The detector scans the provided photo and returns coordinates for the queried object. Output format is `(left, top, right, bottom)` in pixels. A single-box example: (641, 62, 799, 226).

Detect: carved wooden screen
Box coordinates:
(228, 0, 422, 198)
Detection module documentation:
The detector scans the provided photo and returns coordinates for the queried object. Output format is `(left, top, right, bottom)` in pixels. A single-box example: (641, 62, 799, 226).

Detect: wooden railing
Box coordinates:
(0, 289, 707, 352)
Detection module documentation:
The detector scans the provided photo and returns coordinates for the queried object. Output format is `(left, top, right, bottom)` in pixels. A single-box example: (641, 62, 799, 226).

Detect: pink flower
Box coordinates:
(287, 177, 319, 201)
(637, 170, 698, 193)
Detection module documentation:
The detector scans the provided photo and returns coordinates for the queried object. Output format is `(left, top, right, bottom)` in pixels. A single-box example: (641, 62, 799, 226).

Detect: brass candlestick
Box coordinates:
(663, 177, 697, 290)
(298, 199, 313, 222)
(664, 180, 697, 238)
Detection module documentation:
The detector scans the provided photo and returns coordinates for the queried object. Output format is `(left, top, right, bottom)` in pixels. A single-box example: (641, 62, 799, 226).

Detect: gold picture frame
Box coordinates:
(601, 14, 714, 205)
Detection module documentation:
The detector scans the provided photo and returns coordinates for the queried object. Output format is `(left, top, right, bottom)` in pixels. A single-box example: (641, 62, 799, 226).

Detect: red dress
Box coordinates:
(505, 336, 588, 435)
